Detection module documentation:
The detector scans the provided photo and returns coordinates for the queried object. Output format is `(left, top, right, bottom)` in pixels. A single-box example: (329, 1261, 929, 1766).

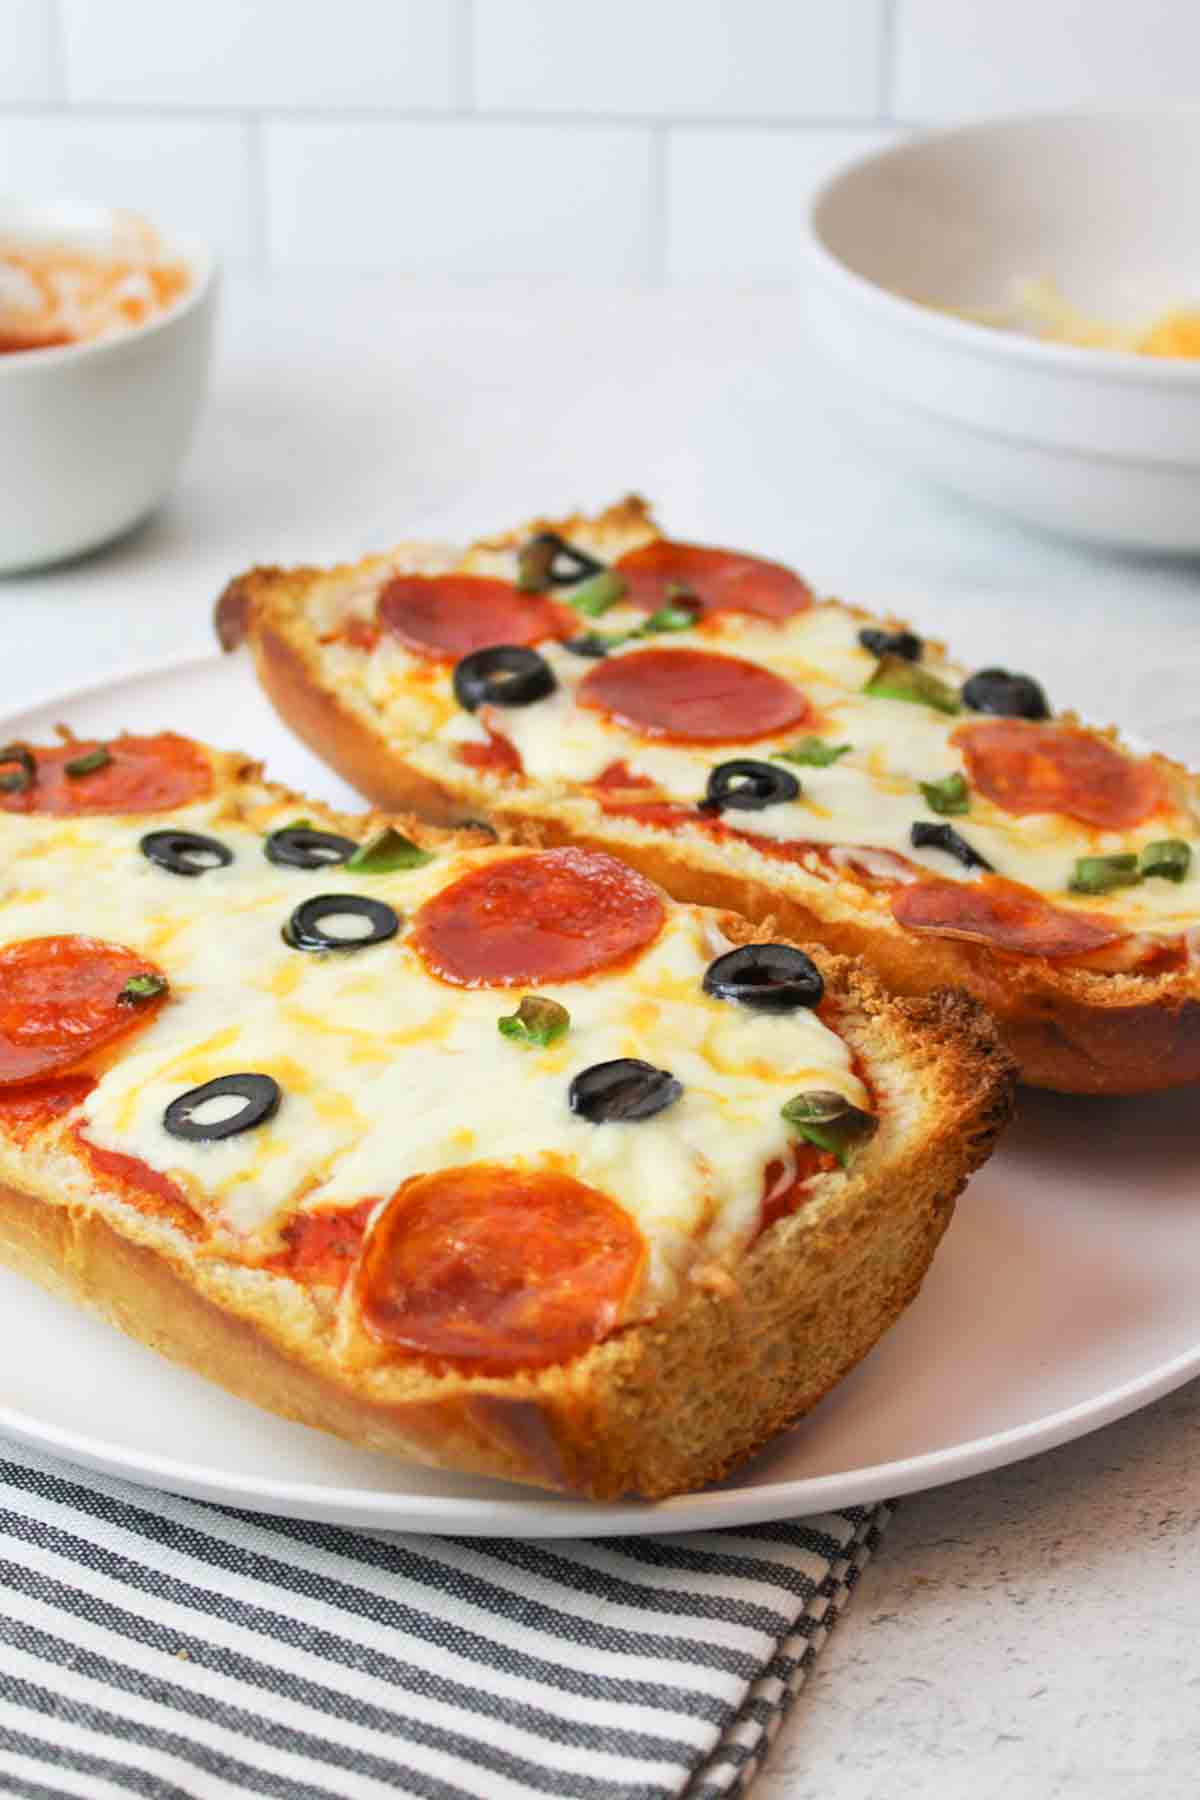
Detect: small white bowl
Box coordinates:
(806, 108, 1200, 552)
(0, 198, 217, 573)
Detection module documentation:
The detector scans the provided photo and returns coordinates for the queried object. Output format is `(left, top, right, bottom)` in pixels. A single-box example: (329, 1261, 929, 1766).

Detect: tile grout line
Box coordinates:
(457, 0, 477, 112)
(648, 124, 669, 285)
(876, 0, 899, 122)
(0, 100, 897, 132)
(244, 113, 269, 272)
(45, 0, 69, 108)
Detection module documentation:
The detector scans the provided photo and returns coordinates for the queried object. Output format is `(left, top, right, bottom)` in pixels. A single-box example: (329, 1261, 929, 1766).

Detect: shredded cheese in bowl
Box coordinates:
(949, 277, 1200, 360)
(0, 211, 192, 354)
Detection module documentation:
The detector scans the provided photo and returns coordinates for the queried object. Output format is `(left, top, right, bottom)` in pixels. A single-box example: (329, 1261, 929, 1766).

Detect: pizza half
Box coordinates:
(0, 728, 1010, 1497)
(218, 497, 1200, 1094)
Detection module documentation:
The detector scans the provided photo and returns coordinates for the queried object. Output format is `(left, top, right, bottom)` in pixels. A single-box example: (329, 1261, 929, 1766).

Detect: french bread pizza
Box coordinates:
(0, 728, 1011, 1499)
(219, 497, 1200, 1094)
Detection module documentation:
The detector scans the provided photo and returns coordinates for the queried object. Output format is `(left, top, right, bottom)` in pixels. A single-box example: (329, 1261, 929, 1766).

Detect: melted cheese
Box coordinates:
(0, 792, 865, 1314)
(337, 542, 1199, 933)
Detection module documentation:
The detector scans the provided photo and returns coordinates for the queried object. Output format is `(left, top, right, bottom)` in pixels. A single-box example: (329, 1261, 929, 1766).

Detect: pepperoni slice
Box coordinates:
(0, 1073, 95, 1145)
(0, 936, 168, 1084)
(615, 540, 812, 622)
(411, 847, 664, 987)
(377, 574, 571, 661)
(357, 1164, 645, 1371)
(954, 721, 1164, 829)
(577, 647, 809, 744)
(892, 877, 1127, 959)
(0, 733, 212, 816)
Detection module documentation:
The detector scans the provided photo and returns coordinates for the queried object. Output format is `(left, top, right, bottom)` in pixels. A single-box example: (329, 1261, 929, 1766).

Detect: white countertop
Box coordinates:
(762, 1377, 1200, 1800)
(3, 274, 1199, 1799)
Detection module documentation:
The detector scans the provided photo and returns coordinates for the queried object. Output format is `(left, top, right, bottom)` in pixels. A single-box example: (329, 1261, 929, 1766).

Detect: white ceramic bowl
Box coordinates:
(0, 199, 217, 572)
(806, 109, 1200, 552)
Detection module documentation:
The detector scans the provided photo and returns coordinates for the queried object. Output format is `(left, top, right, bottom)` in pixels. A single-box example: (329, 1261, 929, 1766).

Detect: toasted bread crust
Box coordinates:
(0, 929, 1013, 1498)
(256, 610, 470, 823)
(220, 506, 1200, 1094)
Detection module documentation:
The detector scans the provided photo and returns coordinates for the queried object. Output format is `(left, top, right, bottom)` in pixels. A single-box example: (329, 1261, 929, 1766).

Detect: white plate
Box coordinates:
(1, 655, 1197, 1537)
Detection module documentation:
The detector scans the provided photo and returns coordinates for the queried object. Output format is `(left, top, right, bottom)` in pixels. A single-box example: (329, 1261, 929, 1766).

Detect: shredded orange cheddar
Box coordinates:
(1137, 312, 1200, 360)
(939, 277, 1200, 360)
(0, 211, 192, 354)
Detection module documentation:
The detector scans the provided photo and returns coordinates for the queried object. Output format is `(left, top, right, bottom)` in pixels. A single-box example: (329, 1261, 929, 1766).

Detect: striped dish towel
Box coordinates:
(0, 1442, 887, 1800)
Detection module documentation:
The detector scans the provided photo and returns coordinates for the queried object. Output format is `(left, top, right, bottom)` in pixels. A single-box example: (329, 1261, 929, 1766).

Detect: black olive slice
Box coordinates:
(702, 759, 801, 813)
(910, 821, 994, 872)
(283, 893, 400, 952)
(569, 1058, 682, 1123)
(563, 633, 613, 659)
(0, 743, 35, 793)
(265, 825, 357, 870)
(164, 1073, 281, 1142)
(140, 830, 234, 877)
(452, 645, 557, 713)
(858, 627, 923, 662)
(961, 667, 1050, 719)
(517, 531, 606, 592)
(702, 943, 824, 1013)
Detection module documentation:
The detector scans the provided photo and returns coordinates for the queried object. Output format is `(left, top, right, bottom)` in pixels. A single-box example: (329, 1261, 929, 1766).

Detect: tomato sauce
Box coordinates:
(330, 617, 382, 653)
(265, 1198, 375, 1287)
(590, 761, 655, 792)
(457, 727, 524, 778)
(72, 1126, 203, 1240)
(758, 1145, 837, 1233)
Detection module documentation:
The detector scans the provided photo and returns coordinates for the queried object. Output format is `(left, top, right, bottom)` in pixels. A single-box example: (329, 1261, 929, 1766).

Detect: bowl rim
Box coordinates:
(0, 197, 217, 373)
(805, 103, 1200, 389)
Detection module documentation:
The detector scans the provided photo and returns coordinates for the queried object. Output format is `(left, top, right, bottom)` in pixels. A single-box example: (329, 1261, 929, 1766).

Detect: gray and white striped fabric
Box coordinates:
(0, 1443, 887, 1800)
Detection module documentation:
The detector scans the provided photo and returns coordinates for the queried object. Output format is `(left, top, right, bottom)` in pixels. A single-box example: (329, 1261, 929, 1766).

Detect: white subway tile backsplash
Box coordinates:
(667, 127, 898, 279)
(9, 0, 1200, 282)
(475, 0, 884, 120)
(0, 116, 256, 262)
(61, 0, 459, 111)
(264, 119, 654, 276)
(0, 0, 57, 103)
(895, 0, 1200, 120)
